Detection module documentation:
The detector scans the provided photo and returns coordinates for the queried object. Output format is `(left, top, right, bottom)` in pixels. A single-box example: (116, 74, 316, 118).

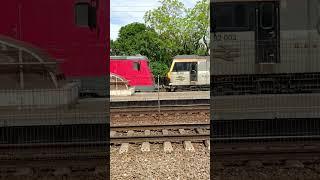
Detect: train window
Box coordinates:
(75, 3, 90, 26)
(173, 62, 192, 72)
(133, 62, 140, 71)
(215, 5, 234, 28)
(260, 3, 274, 29)
(215, 4, 250, 31)
(75, 3, 96, 28)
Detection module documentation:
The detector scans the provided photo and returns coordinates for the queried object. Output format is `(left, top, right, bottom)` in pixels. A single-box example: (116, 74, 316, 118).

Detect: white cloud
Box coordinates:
(110, 0, 198, 40)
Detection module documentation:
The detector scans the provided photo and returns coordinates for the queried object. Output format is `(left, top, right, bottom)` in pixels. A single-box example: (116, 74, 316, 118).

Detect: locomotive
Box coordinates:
(0, 0, 109, 96)
(166, 55, 210, 91)
(110, 55, 155, 92)
(211, 0, 320, 96)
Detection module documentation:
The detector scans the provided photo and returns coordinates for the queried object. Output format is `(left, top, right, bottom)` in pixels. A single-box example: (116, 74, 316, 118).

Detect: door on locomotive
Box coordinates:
(190, 62, 198, 83)
(256, 2, 280, 64)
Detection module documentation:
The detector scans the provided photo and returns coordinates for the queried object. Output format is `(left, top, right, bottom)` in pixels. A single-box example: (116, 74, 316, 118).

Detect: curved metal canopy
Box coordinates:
(0, 35, 62, 89)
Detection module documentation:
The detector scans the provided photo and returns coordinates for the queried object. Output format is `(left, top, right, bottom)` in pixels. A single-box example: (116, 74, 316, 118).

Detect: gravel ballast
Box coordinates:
(111, 113, 209, 126)
(111, 144, 210, 180)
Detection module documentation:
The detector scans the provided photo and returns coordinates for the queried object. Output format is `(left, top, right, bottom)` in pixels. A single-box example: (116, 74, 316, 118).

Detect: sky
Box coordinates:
(110, 0, 198, 40)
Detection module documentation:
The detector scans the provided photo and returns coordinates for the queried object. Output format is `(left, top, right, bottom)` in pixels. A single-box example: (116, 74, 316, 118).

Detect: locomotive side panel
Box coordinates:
(212, 32, 255, 75)
(197, 60, 210, 85)
(0, 1, 20, 38)
(277, 0, 320, 74)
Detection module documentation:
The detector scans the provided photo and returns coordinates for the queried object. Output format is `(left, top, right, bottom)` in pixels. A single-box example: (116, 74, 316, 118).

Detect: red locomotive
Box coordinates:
(110, 56, 155, 92)
(0, 0, 109, 96)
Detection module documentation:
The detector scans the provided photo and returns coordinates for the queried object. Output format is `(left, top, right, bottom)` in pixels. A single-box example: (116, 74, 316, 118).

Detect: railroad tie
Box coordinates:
(196, 128, 204, 134)
(141, 130, 151, 152)
(119, 130, 134, 154)
(178, 129, 185, 134)
(196, 128, 210, 150)
(110, 131, 116, 137)
(162, 129, 173, 153)
(205, 140, 210, 150)
(179, 129, 195, 152)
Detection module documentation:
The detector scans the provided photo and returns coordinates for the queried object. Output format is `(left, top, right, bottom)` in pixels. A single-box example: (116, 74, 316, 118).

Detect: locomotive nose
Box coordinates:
(167, 72, 171, 80)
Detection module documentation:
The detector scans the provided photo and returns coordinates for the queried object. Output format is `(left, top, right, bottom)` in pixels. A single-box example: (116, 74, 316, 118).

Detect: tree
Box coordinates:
(110, 22, 170, 76)
(186, 0, 210, 55)
(144, 0, 209, 55)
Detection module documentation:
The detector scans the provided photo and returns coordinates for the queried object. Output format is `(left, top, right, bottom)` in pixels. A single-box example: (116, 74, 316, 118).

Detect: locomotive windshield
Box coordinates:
(172, 62, 197, 72)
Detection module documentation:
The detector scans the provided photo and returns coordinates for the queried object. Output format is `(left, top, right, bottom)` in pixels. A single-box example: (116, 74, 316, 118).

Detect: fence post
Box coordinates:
(158, 75, 160, 115)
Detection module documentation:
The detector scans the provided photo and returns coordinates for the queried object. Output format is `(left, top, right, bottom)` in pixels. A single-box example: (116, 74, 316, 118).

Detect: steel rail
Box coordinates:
(110, 134, 210, 143)
(110, 123, 210, 131)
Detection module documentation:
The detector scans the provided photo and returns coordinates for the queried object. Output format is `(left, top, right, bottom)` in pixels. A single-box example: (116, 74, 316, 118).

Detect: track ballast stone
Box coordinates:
(111, 144, 210, 180)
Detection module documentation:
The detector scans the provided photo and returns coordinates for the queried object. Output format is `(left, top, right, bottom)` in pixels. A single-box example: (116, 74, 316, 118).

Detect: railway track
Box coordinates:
(110, 99, 210, 108)
(110, 123, 210, 153)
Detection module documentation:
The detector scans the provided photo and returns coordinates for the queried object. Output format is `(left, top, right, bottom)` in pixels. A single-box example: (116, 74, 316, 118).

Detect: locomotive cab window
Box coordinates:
(75, 3, 97, 28)
(133, 62, 140, 71)
(173, 62, 187, 72)
(173, 62, 195, 72)
(214, 4, 251, 31)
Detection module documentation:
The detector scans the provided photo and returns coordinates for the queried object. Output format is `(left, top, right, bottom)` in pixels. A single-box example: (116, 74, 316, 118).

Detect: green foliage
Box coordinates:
(111, 0, 209, 76)
(144, 0, 209, 56)
(150, 61, 169, 77)
(110, 22, 170, 76)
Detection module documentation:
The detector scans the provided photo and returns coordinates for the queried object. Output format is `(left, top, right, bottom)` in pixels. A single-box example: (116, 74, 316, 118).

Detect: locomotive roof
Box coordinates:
(110, 56, 149, 61)
(174, 55, 209, 60)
